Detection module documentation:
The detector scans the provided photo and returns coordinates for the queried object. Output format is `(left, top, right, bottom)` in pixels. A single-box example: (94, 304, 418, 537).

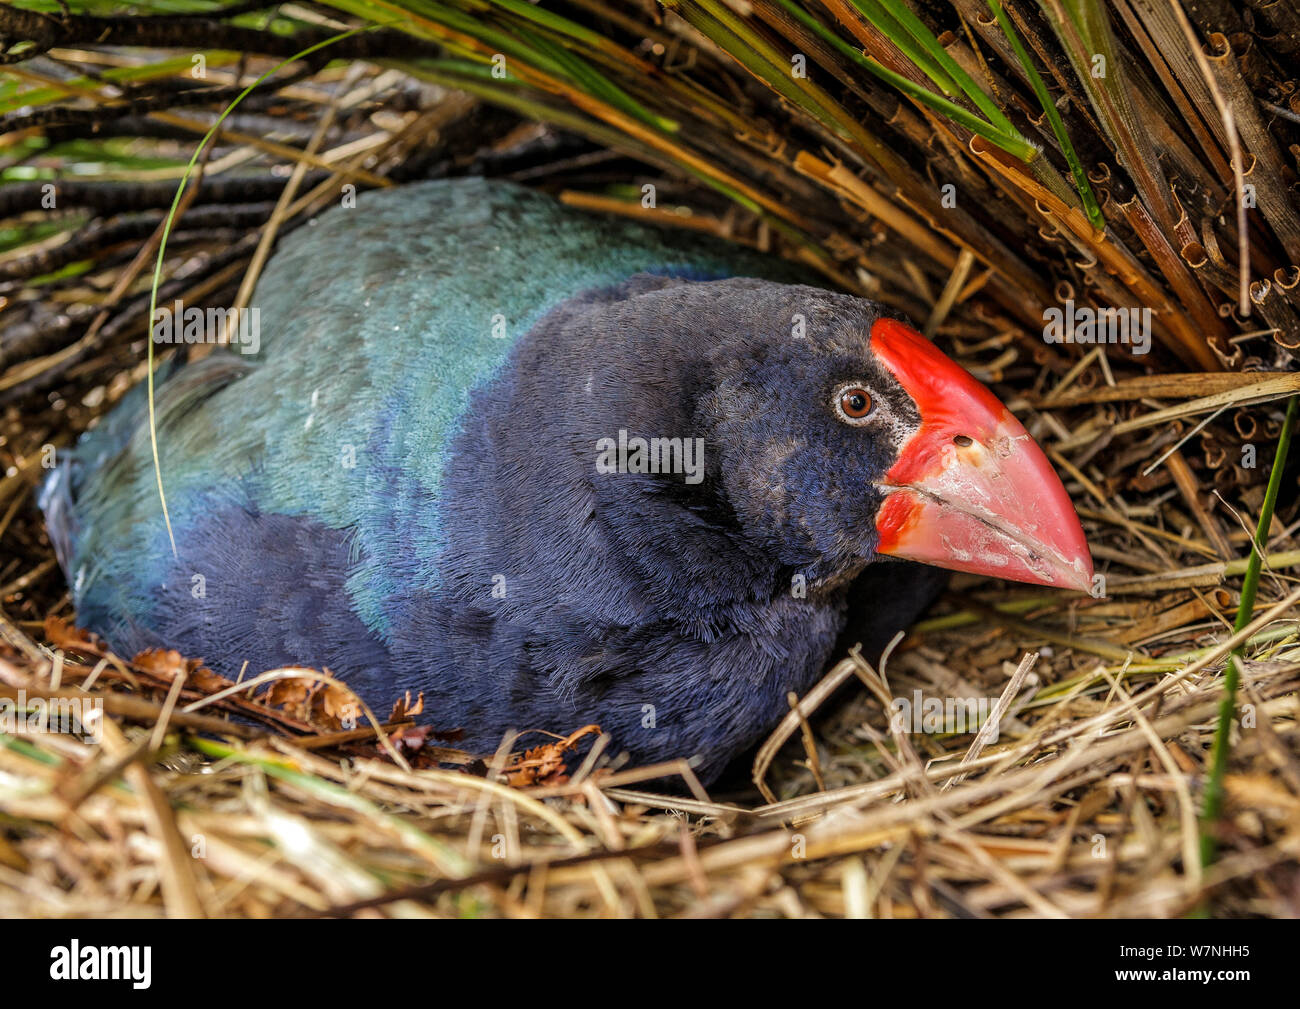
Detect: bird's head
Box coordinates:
(687, 281, 1093, 592)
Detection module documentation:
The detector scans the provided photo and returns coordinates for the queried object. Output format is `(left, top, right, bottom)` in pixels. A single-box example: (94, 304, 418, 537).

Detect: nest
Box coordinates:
(1, 0, 1299, 917)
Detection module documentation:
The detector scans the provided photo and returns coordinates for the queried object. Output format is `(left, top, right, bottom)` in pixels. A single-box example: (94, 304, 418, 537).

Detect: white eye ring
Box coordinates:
(833, 383, 874, 426)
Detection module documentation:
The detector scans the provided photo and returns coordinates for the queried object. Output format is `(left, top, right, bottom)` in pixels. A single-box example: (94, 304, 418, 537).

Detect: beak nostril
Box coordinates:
(953, 435, 974, 447)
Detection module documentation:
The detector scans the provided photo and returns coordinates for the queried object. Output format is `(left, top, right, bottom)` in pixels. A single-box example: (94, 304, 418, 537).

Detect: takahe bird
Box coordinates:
(41, 178, 1092, 782)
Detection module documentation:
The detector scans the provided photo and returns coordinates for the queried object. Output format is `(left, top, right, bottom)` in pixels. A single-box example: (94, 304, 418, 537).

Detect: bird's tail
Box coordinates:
(37, 363, 181, 582)
(37, 354, 250, 592)
(38, 456, 78, 584)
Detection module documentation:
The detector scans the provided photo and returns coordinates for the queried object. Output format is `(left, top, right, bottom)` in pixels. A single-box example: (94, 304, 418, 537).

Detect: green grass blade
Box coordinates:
(1198, 395, 1298, 881)
(322, 0, 675, 130)
(844, 0, 962, 98)
(987, 0, 1104, 228)
(867, 0, 1018, 135)
(513, 25, 678, 132)
(759, 0, 1039, 160)
(0, 53, 244, 116)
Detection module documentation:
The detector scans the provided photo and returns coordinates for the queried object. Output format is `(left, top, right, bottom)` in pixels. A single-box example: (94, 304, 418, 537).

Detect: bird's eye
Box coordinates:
(835, 385, 873, 424)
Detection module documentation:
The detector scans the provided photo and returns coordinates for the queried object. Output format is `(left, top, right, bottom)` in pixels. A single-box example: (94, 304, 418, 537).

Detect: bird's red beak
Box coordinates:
(870, 319, 1093, 591)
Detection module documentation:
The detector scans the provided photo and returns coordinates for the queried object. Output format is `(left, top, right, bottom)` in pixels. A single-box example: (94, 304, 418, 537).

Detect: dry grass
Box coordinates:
(2, 575, 1298, 917)
(1, 2, 1300, 917)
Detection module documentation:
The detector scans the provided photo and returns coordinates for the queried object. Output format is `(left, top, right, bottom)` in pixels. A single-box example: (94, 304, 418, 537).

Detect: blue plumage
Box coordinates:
(43, 178, 948, 781)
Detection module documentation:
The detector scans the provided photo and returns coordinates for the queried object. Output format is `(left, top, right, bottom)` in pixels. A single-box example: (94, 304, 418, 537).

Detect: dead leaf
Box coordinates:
(505, 724, 601, 788)
(132, 648, 190, 682)
(44, 615, 103, 655)
(131, 648, 233, 695)
(388, 690, 425, 721)
(263, 677, 313, 721)
(260, 675, 361, 731)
